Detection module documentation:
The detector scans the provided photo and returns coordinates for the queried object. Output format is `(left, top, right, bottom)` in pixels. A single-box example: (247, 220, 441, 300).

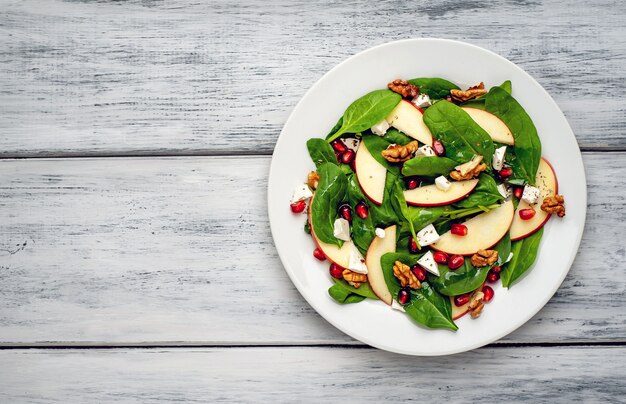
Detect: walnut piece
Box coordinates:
(450, 156, 487, 180)
(541, 194, 566, 217)
(450, 82, 487, 103)
(388, 79, 419, 99)
(392, 261, 421, 289)
(469, 290, 485, 319)
(381, 141, 419, 163)
(342, 269, 367, 289)
(471, 250, 498, 267)
(308, 171, 319, 190)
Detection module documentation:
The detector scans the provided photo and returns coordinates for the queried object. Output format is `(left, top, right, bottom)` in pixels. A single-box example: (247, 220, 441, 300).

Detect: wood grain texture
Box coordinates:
(0, 0, 625, 157)
(0, 153, 623, 345)
(1, 347, 624, 402)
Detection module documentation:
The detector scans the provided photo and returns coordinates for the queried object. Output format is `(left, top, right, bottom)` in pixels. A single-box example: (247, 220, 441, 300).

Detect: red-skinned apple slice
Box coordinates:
(354, 141, 386, 205)
(365, 225, 396, 305)
(461, 107, 515, 145)
(510, 158, 558, 241)
(404, 179, 479, 207)
(385, 100, 433, 146)
(432, 200, 515, 256)
(308, 194, 354, 269)
(451, 297, 470, 320)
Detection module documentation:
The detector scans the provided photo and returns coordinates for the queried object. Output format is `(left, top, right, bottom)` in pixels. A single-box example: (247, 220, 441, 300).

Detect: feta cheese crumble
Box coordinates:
(522, 185, 541, 204)
(497, 183, 511, 199)
(348, 244, 368, 274)
(371, 119, 390, 136)
(435, 176, 451, 192)
(290, 183, 313, 204)
(417, 250, 440, 276)
(493, 146, 507, 171)
(333, 218, 351, 241)
(342, 138, 360, 152)
(411, 94, 432, 109)
(416, 224, 440, 247)
(415, 145, 436, 157)
(391, 299, 406, 312)
(375, 228, 386, 238)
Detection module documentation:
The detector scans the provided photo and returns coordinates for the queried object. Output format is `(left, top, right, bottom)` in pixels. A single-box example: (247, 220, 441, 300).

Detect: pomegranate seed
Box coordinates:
(313, 248, 326, 261)
(408, 236, 420, 254)
(451, 223, 468, 236)
(341, 149, 355, 165)
(329, 263, 343, 279)
(331, 140, 347, 153)
(433, 251, 449, 265)
(487, 270, 500, 283)
(482, 285, 494, 303)
(338, 204, 352, 222)
(498, 167, 513, 179)
(290, 200, 306, 213)
(519, 208, 536, 220)
(398, 288, 411, 305)
(454, 294, 470, 307)
(411, 264, 427, 281)
(448, 255, 465, 270)
(432, 140, 446, 156)
(405, 178, 419, 190)
(513, 187, 523, 199)
(445, 95, 453, 103)
(355, 202, 369, 219)
(491, 266, 501, 274)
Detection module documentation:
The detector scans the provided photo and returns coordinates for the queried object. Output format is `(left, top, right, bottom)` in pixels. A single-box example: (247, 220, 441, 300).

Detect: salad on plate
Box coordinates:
(289, 78, 566, 331)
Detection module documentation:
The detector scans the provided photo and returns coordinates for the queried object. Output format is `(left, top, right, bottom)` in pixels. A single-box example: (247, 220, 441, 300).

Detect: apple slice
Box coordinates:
(461, 107, 515, 145)
(404, 179, 479, 207)
(354, 141, 387, 205)
(450, 297, 470, 320)
(385, 100, 433, 146)
(365, 225, 396, 305)
(432, 200, 515, 256)
(510, 158, 558, 241)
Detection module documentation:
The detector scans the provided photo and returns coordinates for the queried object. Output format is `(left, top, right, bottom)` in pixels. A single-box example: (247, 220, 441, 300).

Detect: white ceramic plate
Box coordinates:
(268, 39, 586, 355)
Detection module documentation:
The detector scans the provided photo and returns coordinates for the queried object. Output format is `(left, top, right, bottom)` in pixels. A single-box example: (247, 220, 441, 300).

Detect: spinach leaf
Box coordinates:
(499, 80, 512, 94)
(484, 87, 541, 184)
(454, 174, 503, 208)
(304, 220, 311, 234)
(459, 80, 512, 109)
(327, 116, 344, 138)
(369, 173, 400, 227)
(408, 77, 460, 99)
(362, 133, 401, 175)
(428, 259, 491, 296)
(383, 128, 414, 145)
(347, 174, 376, 255)
(495, 231, 512, 266)
(326, 90, 401, 142)
(307, 138, 338, 168)
(397, 206, 449, 253)
(390, 179, 417, 240)
(381, 252, 457, 331)
(310, 163, 348, 246)
(402, 156, 458, 177)
(423, 100, 495, 166)
(501, 228, 544, 287)
(334, 278, 378, 300)
(328, 283, 366, 304)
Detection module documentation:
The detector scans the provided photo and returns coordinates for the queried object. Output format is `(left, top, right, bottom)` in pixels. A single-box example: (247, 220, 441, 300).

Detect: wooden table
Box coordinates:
(1, 1, 625, 401)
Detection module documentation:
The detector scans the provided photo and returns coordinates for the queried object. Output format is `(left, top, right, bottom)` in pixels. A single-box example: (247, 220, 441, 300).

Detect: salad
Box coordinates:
(289, 78, 566, 331)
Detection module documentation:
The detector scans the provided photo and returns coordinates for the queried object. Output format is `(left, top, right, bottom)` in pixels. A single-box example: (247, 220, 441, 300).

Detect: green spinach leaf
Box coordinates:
(327, 116, 344, 138)
(310, 163, 348, 246)
(423, 100, 495, 166)
(390, 179, 417, 240)
(326, 90, 401, 142)
(328, 283, 367, 304)
(383, 128, 414, 145)
(334, 278, 378, 300)
(402, 156, 458, 177)
(460, 80, 512, 110)
(407, 77, 460, 99)
(381, 252, 457, 331)
(454, 174, 503, 208)
(501, 228, 543, 287)
(369, 172, 400, 227)
(307, 138, 338, 168)
(484, 87, 541, 184)
(495, 231, 512, 266)
(428, 259, 490, 296)
(347, 174, 376, 255)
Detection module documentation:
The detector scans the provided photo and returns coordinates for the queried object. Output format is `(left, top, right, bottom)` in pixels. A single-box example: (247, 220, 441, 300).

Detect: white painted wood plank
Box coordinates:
(0, 0, 624, 156)
(0, 154, 622, 345)
(0, 347, 624, 402)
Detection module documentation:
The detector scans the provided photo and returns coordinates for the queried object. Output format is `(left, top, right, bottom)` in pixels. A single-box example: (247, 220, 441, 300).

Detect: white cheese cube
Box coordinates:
(371, 119, 390, 136)
(348, 244, 368, 274)
(342, 138, 360, 152)
(417, 250, 440, 276)
(290, 183, 313, 204)
(492, 146, 507, 171)
(435, 176, 451, 192)
(455, 155, 483, 176)
(415, 145, 436, 157)
(506, 252, 514, 263)
(411, 94, 432, 109)
(522, 185, 540, 204)
(375, 228, 386, 238)
(416, 224, 440, 247)
(497, 183, 511, 199)
(333, 218, 351, 241)
(391, 299, 406, 312)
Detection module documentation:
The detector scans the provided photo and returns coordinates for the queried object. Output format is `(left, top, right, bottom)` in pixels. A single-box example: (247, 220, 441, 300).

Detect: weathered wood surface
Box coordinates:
(0, 0, 625, 157)
(0, 153, 623, 345)
(1, 347, 624, 402)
